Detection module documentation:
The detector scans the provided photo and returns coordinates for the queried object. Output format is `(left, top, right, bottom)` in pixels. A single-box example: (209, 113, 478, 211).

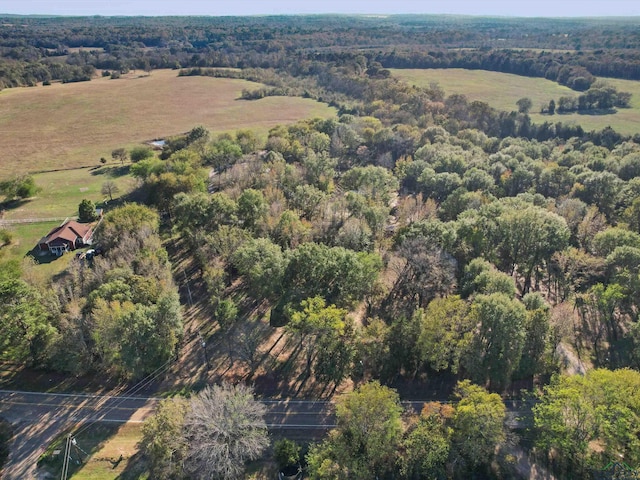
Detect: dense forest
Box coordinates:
(2, 15, 640, 89)
(2, 13, 640, 480)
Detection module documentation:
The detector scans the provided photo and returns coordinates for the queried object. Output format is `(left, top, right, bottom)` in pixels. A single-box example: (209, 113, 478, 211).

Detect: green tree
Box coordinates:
(78, 198, 97, 222)
(0, 229, 14, 250)
(398, 403, 452, 480)
(0, 175, 39, 200)
(232, 238, 286, 302)
(494, 204, 570, 293)
(0, 279, 56, 364)
(142, 397, 189, 479)
(130, 145, 154, 163)
(516, 97, 533, 114)
(274, 439, 301, 470)
(206, 138, 243, 170)
(464, 293, 527, 390)
(534, 369, 640, 475)
(307, 381, 403, 479)
(94, 203, 160, 251)
(237, 188, 268, 231)
(279, 243, 382, 311)
(417, 295, 473, 374)
(451, 381, 506, 471)
(286, 296, 351, 379)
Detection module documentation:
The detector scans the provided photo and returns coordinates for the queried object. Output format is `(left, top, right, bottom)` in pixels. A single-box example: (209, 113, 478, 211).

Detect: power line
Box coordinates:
(70, 357, 173, 439)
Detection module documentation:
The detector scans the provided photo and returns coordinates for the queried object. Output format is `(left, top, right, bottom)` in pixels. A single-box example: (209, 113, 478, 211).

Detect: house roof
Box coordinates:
(41, 220, 93, 245)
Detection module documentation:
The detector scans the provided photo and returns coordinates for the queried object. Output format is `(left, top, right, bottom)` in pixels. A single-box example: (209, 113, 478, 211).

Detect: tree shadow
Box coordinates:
(115, 451, 148, 479)
(0, 198, 31, 213)
(25, 248, 62, 265)
(555, 108, 618, 117)
(89, 165, 131, 178)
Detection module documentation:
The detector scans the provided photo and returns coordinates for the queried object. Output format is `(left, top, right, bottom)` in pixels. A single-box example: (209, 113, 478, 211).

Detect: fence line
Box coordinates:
(0, 217, 75, 225)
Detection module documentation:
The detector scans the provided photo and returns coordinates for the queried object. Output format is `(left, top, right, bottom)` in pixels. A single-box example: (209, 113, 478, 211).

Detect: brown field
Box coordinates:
(0, 69, 336, 177)
(392, 68, 640, 136)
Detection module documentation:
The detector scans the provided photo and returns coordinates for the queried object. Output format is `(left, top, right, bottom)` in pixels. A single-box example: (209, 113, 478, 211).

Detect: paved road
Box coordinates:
(0, 389, 529, 479)
(0, 389, 338, 479)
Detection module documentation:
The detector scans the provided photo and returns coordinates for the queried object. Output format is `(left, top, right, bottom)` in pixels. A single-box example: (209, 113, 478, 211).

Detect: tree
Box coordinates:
(183, 383, 268, 480)
(0, 278, 56, 364)
(398, 402, 452, 480)
(101, 181, 120, 202)
(78, 199, 97, 222)
(306, 381, 403, 479)
(516, 97, 533, 114)
(534, 369, 640, 476)
(94, 203, 160, 251)
(142, 397, 189, 479)
(548, 99, 556, 115)
(450, 380, 506, 471)
(232, 238, 286, 302)
(274, 439, 301, 470)
(237, 188, 268, 231)
(464, 293, 527, 390)
(286, 296, 353, 382)
(130, 145, 154, 163)
(417, 295, 473, 374)
(111, 147, 129, 164)
(0, 175, 39, 200)
(0, 229, 13, 249)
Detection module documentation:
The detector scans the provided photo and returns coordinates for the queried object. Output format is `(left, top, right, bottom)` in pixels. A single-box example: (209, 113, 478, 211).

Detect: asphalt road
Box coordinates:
(0, 389, 528, 479)
(0, 389, 338, 479)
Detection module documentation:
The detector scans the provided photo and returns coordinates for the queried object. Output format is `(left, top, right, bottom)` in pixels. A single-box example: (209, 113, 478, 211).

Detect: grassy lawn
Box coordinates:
(392, 68, 640, 136)
(0, 164, 134, 276)
(39, 424, 148, 480)
(1, 164, 134, 220)
(0, 69, 336, 177)
(0, 220, 74, 278)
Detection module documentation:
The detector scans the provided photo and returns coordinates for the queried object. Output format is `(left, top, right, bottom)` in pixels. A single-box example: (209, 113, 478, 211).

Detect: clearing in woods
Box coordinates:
(392, 68, 640, 136)
(0, 69, 336, 177)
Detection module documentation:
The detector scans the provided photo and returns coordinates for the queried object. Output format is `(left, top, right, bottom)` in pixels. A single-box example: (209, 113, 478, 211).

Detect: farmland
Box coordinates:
(392, 68, 640, 135)
(0, 69, 335, 177)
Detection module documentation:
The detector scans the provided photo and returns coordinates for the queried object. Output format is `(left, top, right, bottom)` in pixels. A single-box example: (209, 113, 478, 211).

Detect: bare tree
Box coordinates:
(101, 180, 120, 201)
(184, 383, 268, 480)
(111, 147, 129, 165)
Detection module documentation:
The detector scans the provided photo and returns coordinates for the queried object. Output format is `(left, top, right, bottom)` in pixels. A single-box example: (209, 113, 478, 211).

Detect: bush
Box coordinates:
(274, 439, 301, 469)
(130, 145, 154, 163)
(0, 175, 40, 200)
(214, 299, 238, 328)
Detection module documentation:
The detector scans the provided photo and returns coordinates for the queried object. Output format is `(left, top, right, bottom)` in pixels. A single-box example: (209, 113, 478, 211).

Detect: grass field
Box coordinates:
(0, 69, 336, 177)
(39, 424, 147, 480)
(0, 164, 134, 274)
(392, 68, 640, 136)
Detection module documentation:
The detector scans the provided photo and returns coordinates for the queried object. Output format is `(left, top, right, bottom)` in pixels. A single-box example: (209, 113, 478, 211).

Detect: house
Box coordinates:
(38, 220, 94, 256)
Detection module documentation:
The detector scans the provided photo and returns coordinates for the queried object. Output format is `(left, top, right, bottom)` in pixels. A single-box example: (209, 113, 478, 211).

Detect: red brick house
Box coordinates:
(38, 220, 94, 256)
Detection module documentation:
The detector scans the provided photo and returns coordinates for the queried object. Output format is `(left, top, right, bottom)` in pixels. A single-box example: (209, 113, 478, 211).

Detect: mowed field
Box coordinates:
(392, 68, 640, 136)
(0, 69, 336, 177)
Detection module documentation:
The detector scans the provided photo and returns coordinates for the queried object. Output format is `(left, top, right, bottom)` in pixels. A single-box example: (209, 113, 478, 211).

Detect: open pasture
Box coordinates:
(0, 69, 335, 177)
(392, 68, 640, 136)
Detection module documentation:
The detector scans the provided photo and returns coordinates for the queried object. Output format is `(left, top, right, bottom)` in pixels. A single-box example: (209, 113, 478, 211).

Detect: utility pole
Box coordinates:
(60, 434, 72, 480)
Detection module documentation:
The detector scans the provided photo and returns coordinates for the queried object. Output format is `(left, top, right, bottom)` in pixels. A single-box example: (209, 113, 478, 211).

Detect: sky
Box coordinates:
(1, 0, 640, 17)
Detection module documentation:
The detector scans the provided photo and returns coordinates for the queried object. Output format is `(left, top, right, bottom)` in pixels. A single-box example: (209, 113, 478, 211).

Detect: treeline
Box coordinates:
(545, 81, 633, 113)
(3, 15, 640, 89)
